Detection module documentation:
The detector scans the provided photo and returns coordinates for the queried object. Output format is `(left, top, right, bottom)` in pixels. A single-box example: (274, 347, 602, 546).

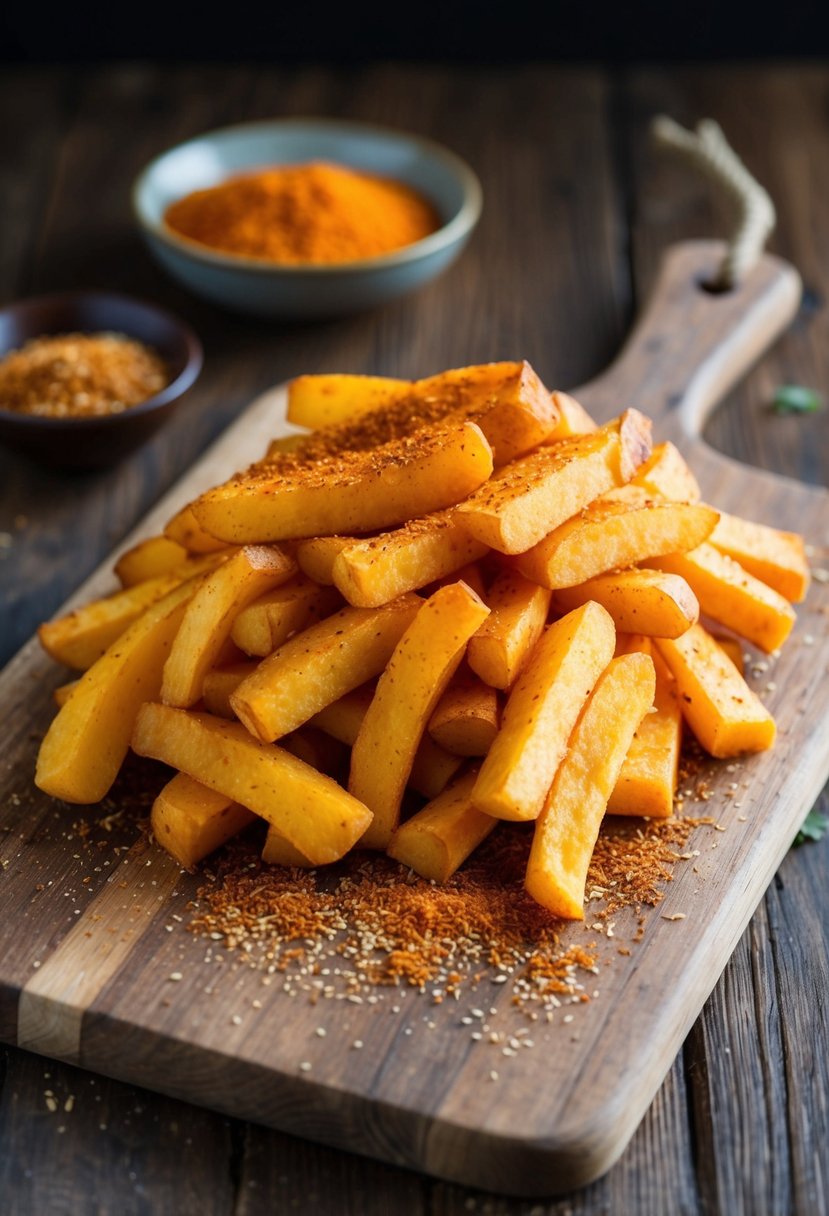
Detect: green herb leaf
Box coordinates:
(772, 385, 824, 415)
(793, 806, 829, 846)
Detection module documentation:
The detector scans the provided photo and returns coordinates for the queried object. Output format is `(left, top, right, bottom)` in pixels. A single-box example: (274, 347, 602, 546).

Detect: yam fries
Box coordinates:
(33, 358, 808, 920)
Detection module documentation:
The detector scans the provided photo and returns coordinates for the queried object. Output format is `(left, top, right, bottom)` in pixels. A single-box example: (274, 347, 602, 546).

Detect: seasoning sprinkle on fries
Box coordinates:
(34, 359, 807, 920)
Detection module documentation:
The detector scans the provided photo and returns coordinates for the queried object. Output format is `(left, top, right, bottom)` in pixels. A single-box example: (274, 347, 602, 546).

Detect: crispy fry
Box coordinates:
(330, 511, 488, 607)
(472, 601, 616, 821)
(525, 652, 656, 917)
(164, 503, 229, 554)
(545, 391, 598, 438)
(553, 568, 699, 638)
(428, 672, 501, 756)
(230, 577, 341, 656)
(132, 704, 372, 865)
(467, 571, 551, 690)
(115, 535, 190, 586)
(350, 583, 490, 849)
(387, 769, 497, 882)
(511, 485, 719, 589)
(631, 441, 701, 503)
(151, 773, 255, 870)
(607, 641, 682, 819)
(231, 595, 422, 742)
(656, 624, 776, 758)
(650, 543, 796, 653)
(286, 373, 412, 428)
(708, 511, 810, 603)
(202, 661, 257, 717)
(192, 421, 494, 543)
(161, 545, 296, 708)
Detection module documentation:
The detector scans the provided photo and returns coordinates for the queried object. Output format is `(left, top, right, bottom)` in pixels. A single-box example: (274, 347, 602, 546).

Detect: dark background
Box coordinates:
(3, 0, 829, 62)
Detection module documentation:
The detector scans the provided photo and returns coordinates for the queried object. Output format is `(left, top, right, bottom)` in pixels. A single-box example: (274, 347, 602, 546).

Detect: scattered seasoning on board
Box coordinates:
(186, 817, 713, 1017)
(0, 332, 168, 419)
(164, 162, 440, 265)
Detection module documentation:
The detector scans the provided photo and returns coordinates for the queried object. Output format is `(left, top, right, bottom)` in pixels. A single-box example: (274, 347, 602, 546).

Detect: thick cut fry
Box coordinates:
(714, 635, 745, 673)
(151, 773, 255, 870)
(287, 373, 412, 428)
(230, 577, 341, 656)
(330, 511, 489, 607)
(607, 645, 682, 818)
(650, 544, 795, 653)
(132, 704, 372, 865)
(351, 583, 491, 849)
(231, 595, 421, 742)
(511, 486, 719, 589)
(164, 503, 229, 553)
(115, 535, 189, 586)
(37, 555, 223, 671)
(656, 624, 776, 757)
(467, 572, 551, 690)
(387, 770, 497, 882)
(455, 411, 651, 555)
(553, 569, 699, 639)
(161, 545, 296, 708)
(708, 511, 810, 603)
(202, 662, 257, 717)
(286, 361, 558, 464)
(631, 441, 701, 503)
(545, 391, 598, 438)
(192, 421, 494, 543)
(433, 561, 487, 600)
(428, 673, 501, 756)
(262, 825, 315, 867)
(295, 536, 354, 585)
(53, 680, 78, 708)
(472, 601, 616, 821)
(35, 579, 198, 804)
(525, 652, 656, 918)
(282, 727, 348, 778)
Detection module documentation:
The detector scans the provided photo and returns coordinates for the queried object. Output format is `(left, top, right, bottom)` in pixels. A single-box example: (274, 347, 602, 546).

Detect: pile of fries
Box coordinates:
(34, 362, 810, 919)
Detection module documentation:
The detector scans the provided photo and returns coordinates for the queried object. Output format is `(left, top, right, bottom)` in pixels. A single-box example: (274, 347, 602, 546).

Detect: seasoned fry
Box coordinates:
(428, 672, 501, 756)
(151, 773, 255, 870)
(553, 569, 699, 638)
(115, 535, 189, 586)
(708, 511, 810, 603)
(35, 578, 198, 803)
(650, 543, 796, 653)
(525, 652, 656, 918)
(192, 421, 494, 543)
(231, 596, 422, 742)
(38, 554, 223, 671)
(262, 825, 315, 867)
(286, 361, 559, 464)
(454, 411, 651, 555)
(161, 545, 296, 708)
(467, 571, 551, 690)
(164, 503, 229, 554)
(350, 582, 490, 849)
(202, 661, 257, 717)
(656, 624, 776, 758)
(545, 391, 598, 438)
(631, 440, 701, 503)
(387, 769, 497, 882)
(287, 373, 410, 429)
(472, 601, 616, 821)
(607, 642, 682, 819)
(132, 704, 373, 865)
(295, 536, 354, 585)
(511, 485, 719, 589)
(330, 511, 488, 607)
(230, 577, 341, 656)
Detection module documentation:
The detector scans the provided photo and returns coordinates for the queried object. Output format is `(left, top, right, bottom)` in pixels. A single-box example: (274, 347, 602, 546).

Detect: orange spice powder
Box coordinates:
(164, 162, 441, 265)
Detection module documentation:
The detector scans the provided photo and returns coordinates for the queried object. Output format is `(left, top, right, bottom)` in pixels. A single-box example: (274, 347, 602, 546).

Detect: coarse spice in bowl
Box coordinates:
(133, 119, 483, 318)
(0, 292, 203, 471)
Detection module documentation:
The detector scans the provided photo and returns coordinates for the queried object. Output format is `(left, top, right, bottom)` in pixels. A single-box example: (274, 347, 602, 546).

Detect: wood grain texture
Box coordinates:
(1, 61, 828, 1214)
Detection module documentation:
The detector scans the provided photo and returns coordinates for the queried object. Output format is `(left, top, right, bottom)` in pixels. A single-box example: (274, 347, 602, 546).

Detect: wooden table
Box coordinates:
(1, 62, 827, 1215)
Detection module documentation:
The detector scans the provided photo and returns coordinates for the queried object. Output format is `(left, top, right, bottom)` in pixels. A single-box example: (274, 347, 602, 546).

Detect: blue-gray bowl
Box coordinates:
(133, 119, 483, 319)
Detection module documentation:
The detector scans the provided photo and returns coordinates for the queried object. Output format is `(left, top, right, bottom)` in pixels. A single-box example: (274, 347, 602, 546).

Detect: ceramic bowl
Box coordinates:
(0, 292, 203, 471)
(132, 118, 483, 318)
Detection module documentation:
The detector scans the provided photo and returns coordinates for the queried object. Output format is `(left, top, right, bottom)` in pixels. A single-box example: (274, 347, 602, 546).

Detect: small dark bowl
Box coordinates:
(0, 292, 203, 471)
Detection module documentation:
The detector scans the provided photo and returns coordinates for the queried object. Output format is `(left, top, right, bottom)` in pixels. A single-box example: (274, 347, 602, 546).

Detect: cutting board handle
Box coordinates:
(575, 240, 802, 444)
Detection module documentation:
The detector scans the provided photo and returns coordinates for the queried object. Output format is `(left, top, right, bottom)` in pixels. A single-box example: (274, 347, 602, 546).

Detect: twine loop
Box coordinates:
(651, 116, 776, 290)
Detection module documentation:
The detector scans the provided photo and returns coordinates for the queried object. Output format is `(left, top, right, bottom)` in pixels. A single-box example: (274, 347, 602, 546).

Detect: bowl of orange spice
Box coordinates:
(133, 119, 482, 317)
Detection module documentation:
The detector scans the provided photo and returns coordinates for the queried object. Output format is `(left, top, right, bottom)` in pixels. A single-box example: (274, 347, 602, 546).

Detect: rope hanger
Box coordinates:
(651, 116, 777, 291)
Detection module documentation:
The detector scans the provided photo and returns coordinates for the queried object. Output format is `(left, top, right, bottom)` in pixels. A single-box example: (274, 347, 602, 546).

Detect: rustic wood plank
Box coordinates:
(0, 1045, 236, 1216)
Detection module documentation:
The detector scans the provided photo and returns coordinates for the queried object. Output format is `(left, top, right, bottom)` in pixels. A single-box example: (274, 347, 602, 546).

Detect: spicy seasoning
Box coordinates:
(0, 332, 169, 419)
(164, 162, 441, 265)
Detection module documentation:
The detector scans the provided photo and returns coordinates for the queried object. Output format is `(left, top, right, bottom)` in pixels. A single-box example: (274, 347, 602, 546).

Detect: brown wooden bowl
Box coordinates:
(0, 292, 203, 471)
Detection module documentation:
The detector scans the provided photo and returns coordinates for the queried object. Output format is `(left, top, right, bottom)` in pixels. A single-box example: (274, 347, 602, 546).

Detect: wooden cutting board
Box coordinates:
(2, 241, 827, 1197)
